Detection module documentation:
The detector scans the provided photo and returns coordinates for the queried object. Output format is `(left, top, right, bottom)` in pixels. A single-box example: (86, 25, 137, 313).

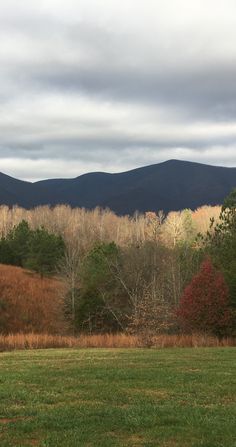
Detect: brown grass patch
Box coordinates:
(75, 333, 138, 348)
(0, 332, 235, 351)
(0, 333, 78, 351)
(26, 440, 40, 446)
(125, 434, 145, 445)
(0, 417, 32, 424)
(152, 333, 236, 348)
(0, 264, 66, 334)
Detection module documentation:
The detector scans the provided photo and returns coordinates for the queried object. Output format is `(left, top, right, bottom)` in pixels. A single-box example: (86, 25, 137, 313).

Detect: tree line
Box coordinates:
(0, 198, 235, 340)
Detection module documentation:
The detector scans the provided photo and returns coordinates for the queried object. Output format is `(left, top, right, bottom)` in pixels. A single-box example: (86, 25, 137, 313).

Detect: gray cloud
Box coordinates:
(1, 0, 236, 180)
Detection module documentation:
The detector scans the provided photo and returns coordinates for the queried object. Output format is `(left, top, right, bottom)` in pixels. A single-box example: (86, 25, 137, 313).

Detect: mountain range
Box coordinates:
(0, 160, 236, 214)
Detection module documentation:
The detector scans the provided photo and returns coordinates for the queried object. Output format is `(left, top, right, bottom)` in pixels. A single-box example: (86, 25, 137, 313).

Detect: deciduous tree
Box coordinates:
(177, 258, 234, 337)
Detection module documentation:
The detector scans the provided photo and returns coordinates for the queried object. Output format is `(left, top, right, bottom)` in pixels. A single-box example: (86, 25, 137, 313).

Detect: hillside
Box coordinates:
(1, 160, 236, 214)
(0, 264, 65, 334)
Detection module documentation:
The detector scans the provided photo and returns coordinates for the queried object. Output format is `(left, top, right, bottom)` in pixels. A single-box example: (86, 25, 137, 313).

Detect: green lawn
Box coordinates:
(0, 348, 235, 447)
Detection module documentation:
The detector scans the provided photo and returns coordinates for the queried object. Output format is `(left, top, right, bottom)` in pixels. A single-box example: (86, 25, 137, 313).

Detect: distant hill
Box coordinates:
(0, 160, 236, 214)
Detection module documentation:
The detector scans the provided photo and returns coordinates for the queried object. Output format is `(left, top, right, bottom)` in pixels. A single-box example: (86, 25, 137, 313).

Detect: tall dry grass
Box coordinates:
(0, 332, 235, 351)
(0, 333, 77, 351)
(0, 264, 66, 334)
(152, 334, 236, 348)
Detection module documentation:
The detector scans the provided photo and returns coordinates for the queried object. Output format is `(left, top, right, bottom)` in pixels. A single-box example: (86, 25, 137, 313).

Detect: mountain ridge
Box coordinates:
(0, 159, 236, 214)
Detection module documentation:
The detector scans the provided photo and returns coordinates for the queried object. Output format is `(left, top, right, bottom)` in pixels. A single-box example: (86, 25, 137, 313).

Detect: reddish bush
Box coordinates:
(176, 258, 235, 337)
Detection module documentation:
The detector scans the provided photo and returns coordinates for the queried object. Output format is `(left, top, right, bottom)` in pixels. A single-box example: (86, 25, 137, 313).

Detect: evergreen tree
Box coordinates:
(25, 227, 65, 276)
(0, 221, 65, 276)
(206, 189, 236, 307)
(0, 220, 31, 266)
(74, 242, 122, 333)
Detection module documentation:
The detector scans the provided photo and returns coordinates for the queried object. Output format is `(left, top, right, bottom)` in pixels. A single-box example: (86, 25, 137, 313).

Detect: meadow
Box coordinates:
(0, 348, 235, 447)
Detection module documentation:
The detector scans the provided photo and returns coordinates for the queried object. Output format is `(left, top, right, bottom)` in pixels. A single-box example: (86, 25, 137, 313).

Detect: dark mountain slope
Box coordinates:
(101, 160, 236, 214)
(0, 160, 236, 214)
(0, 172, 33, 207)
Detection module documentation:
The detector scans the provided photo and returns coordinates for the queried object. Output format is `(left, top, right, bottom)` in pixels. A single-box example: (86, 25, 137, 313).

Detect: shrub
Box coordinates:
(176, 258, 235, 337)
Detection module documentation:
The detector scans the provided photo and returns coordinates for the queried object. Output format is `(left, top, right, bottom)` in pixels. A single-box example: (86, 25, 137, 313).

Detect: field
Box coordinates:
(0, 349, 236, 447)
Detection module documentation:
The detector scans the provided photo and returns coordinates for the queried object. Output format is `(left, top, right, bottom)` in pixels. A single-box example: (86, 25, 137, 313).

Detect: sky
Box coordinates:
(1, 0, 236, 181)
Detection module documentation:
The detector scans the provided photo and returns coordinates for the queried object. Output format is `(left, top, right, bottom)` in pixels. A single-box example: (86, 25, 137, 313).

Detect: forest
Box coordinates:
(0, 193, 235, 343)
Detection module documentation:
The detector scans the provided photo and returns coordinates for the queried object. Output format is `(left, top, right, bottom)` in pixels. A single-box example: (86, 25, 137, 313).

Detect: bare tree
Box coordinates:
(58, 239, 81, 329)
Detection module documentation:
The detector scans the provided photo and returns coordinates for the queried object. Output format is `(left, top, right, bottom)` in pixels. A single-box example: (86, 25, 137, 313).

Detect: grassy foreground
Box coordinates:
(0, 349, 235, 447)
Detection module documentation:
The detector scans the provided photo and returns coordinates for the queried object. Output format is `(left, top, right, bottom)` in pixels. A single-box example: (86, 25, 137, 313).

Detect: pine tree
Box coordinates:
(25, 227, 65, 277)
(205, 188, 236, 307)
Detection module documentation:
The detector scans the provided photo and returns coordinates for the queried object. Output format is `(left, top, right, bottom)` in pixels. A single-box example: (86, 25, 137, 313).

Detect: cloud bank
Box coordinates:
(1, 0, 236, 180)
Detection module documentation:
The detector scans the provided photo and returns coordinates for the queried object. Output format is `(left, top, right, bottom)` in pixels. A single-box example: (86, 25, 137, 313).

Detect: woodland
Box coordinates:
(0, 192, 235, 343)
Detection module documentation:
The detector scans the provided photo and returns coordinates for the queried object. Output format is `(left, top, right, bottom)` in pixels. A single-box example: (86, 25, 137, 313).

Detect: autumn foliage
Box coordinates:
(0, 264, 66, 334)
(0, 203, 234, 341)
(177, 259, 235, 337)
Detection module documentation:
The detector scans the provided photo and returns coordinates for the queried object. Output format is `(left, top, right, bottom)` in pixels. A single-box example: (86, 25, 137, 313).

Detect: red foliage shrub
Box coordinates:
(0, 264, 67, 334)
(176, 258, 235, 337)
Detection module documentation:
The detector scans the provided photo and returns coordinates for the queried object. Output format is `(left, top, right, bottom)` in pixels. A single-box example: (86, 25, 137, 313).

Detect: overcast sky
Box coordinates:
(1, 0, 236, 181)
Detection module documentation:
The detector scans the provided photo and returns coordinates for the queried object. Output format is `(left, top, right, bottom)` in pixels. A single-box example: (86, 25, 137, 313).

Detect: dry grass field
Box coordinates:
(0, 264, 66, 334)
(0, 332, 236, 351)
